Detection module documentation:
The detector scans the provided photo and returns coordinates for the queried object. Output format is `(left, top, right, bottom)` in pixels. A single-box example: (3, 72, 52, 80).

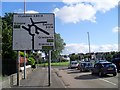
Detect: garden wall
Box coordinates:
(2, 65, 32, 88)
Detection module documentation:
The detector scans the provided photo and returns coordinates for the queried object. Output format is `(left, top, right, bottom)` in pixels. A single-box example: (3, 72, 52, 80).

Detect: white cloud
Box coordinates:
(62, 0, 118, 12)
(53, 0, 118, 23)
(112, 26, 120, 33)
(62, 43, 118, 55)
(15, 9, 39, 14)
(54, 3, 96, 23)
(25, 10, 39, 13)
(94, 0, 118, 13)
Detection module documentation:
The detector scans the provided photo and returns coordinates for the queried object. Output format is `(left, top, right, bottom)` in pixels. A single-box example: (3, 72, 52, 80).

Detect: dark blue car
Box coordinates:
(112, 58, 120, 72)
(91, 61, 117, 77)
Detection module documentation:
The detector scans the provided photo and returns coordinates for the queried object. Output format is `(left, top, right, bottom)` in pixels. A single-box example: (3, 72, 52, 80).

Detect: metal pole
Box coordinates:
(87, 32, 91, 60)
(87, 32, 91, 53)
(48, 50, 51, 86)
(23, 0, 26, 79)
(17, 51, 20, 86)
(24, 0, 26, 14)
(24, 50, 26, 79)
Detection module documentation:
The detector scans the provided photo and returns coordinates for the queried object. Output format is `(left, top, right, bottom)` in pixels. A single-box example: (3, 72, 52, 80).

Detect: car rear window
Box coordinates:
(102, 63, 115, 67)
(72, 62, 77, 64)
(81, 63, 92, 66)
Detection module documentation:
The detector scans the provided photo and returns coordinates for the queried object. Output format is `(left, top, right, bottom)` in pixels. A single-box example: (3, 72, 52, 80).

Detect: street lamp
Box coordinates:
(87, 32, 91, 60)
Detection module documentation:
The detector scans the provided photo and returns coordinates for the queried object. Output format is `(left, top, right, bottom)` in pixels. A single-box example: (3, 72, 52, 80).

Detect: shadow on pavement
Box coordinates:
(67, 70, 81, 74)
(67, 69, 90, 74)
(59, 68, 68, 70)
(74, 74, 116, 80)
(100, 74, 116, 78)
(74, 74, 99, 80)
(12, 85, 49, 88)
(18, 85, 49, 88)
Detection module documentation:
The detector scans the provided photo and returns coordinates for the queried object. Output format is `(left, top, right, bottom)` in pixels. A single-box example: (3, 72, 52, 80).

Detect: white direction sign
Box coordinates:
(13, 13, 55, 50)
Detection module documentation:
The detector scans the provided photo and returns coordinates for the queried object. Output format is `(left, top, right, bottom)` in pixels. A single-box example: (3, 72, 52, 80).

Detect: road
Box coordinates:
(54, 67, 118, 88)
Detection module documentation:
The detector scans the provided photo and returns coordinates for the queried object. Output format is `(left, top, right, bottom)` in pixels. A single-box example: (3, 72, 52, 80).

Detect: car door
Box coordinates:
(93, 63, 100, 73)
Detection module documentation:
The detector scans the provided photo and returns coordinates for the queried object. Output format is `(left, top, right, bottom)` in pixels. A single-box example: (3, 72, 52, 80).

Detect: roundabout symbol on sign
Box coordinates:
(22, 18, 50, 50)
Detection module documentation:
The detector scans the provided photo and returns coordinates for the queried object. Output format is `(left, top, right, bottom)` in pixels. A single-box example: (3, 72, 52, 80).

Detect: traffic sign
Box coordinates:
(13, 13, 55, 50)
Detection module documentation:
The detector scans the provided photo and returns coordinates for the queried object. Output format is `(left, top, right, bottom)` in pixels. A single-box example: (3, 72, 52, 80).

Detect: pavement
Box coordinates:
(0, 80, 2, 90)
(14, 66, 65, 88)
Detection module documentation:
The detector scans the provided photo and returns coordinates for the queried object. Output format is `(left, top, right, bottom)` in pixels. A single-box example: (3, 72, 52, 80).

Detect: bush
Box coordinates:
(28, 57, 35, 65)
(61, 59, 68, 62)
(20, 51, 28, 58)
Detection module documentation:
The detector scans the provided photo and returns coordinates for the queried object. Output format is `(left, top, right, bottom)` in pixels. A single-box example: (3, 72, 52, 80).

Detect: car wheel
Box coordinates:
(91, 71, 94, 75)
(80, 68, 83, 72)
(99, 72, 103, 77)
(113, 73, 117, 76)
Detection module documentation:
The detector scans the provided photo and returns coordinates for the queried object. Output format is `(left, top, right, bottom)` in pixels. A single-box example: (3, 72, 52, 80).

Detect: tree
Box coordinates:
(70, 53, 79, 61)
(2, 13, 18, 75)
(2, 13, 17, 60)
(78, 53, 84, 60)
(0, 16, 2, 55)
(49, 33, 66, 60)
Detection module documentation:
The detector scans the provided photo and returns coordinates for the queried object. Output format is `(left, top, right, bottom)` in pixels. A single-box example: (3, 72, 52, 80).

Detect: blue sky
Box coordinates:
(2, 0, 119, 54)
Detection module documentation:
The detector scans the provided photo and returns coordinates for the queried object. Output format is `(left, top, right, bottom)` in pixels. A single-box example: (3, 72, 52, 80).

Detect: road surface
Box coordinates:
(55, 67, 118, 88)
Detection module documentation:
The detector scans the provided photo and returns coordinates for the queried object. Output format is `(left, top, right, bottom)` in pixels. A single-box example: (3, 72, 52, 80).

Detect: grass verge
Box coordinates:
(38, 61, 69, 67)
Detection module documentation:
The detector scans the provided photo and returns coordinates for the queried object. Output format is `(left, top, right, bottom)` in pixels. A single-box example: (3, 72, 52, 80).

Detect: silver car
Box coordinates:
(69, 61, 79, 69)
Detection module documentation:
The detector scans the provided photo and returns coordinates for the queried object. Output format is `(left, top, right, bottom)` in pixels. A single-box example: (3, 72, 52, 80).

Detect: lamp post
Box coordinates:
(87, 32, 91, 60)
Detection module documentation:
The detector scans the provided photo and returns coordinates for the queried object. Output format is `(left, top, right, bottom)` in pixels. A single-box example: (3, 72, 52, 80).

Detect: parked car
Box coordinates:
(91, 61, 117, 77)
(95, 59, 107, 63)
(78, 61, 93, 72)
(112, 58, 120, 72)
(68, 61, 79, 69)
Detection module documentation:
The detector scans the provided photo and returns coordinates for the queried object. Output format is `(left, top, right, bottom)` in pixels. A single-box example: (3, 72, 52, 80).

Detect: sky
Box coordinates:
(1, 0, 119, 55)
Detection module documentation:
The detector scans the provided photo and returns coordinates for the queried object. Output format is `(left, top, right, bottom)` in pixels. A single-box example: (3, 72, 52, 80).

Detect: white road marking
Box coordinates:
(99, 78, 117, 86)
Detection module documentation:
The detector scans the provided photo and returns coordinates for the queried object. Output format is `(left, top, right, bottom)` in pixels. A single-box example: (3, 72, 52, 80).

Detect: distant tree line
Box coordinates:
(69, 51, 120, 62)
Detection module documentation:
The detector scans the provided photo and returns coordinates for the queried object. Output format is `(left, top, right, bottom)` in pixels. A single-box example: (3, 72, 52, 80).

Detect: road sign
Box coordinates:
(13, 13, 55, 50)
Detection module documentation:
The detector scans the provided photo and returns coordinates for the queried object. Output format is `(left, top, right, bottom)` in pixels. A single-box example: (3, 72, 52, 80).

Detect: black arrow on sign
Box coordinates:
(22, 18, 50, 50)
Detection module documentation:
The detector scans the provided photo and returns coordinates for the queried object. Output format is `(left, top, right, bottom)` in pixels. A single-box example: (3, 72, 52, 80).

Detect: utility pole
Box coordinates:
(87, 32, 91, 60)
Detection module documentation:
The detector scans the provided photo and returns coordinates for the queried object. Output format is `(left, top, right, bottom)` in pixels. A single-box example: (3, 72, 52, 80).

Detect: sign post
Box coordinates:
(24, 50, 26, 79)
(17, 51, 20, 86)
(48, 50, 51, 86)
(24, 0, 26, 80)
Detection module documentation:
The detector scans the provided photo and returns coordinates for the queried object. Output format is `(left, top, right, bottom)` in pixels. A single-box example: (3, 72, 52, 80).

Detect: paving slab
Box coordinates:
(14, 67, 65, 88)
